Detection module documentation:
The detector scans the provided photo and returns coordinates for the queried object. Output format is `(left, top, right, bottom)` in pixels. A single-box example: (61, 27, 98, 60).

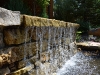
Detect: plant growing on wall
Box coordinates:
(37, 0, 50, 18)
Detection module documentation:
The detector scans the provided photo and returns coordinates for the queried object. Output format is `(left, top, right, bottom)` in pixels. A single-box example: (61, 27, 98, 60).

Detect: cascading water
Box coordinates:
(23, 27, 35, 75)
(36, 27, 40, 75)
(35, 25, 71, 75)
(24, 27, 33, 66)
(22, 20, 88, 75)
(24, 27, 28, 62)
(28, 26, 35, 75)
(57, 51, 100, 75)
(56, 25, 100, 75)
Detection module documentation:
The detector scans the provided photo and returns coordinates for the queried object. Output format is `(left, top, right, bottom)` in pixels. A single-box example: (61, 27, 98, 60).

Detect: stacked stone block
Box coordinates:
(0, 8, 79, 75)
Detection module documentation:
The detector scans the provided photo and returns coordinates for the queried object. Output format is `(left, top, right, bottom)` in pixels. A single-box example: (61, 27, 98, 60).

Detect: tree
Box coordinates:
(54, 0, 100, 31)
(6, 0, 32, 15)
(37, 0, 50, 18)
(54, 0, 78, 22)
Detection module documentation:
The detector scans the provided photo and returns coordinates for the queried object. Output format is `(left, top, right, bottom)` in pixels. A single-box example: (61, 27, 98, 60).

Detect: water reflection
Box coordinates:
(57, 52, 100, 75)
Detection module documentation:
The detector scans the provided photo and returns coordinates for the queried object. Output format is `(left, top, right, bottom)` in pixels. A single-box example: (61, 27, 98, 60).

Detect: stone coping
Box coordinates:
(22, 15, 79, 28)
(0, 7, 20, 26)
(0, 7, 79, 27)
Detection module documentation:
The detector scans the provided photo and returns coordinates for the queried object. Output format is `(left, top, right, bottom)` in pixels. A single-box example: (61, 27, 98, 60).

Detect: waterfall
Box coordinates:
(0, 10, 82, 75)
(23, 26, 36, 75)
(57, 51, 100, 75)
(46, 27, 50, 51)
(36, 27, 39, 75)
(24, 27, 30, 65)
(22, 20, 77, 75)
(24, 27, 27, 61)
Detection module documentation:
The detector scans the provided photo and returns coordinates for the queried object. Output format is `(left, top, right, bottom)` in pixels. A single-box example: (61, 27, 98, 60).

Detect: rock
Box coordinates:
(29, 56, 37, 65)
(18, 60, 26, 69)
(35, 61, 41, 67)
(28, 27, 37, 40)
(88, 28, 100, 36)
(52, 20, 60, 27)
(0, 67, 10, 75)
(65, 38, 71, 44)
(0, 56, 3, 67)
(40, 40, 48, 51)
(7, 64, 34, 75)
(22, 15, 80, 27)
(76, 41, 100, 50)
(0, 7, 20, 26)
(36, 62, 51, 75)
(0, 33, 4, 48)
(52, 73, 57, 75)
(8, 63, 17, 72)
(0, 52, 17, 66)
(41, 18, 48, 26)
(22, 15, 41, 27)
(40, 52, 50, 63)
(0, 42, 37, 67)
(4, 27, 30, 45)
(4, 28, 24, 45)
(60, 21, 66, 27)
(23, 42, 37, 57)
(8, 50, 17, 64)
(0, 49, 18, 66)
(1, 53, 9, 65)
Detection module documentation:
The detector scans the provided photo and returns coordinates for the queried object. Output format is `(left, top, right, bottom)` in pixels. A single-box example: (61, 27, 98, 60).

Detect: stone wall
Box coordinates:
(0, 8, 79, 75)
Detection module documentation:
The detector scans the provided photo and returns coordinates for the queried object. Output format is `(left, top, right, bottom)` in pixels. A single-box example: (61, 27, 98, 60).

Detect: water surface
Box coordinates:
(57, 52, 100, 75)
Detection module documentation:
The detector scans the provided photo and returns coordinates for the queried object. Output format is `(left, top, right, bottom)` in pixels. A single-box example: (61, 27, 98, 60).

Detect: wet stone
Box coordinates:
(0, 67, 10, 75)
(3, 27, 31, 45)
(8, 63, 17, 72)
(0, 33, 4, 48)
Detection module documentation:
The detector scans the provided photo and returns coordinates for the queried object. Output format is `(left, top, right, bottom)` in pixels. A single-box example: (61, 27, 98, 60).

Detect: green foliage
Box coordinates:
(37, 0, 50, 8)
(54, 0, 78, 22)
(76, 19, 92, 31)
(6, 0, 32, 15)
(37, 0, 50, 18)
(54, 0, 100, 31)
(76, 32, 81, 42)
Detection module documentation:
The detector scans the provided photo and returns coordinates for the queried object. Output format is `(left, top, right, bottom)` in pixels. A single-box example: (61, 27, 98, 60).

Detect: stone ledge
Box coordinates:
(0, 7, 79, 28)
(22, 15, 79, 28)
(76, 41, 100, 50)
(0, 7, 20, 26)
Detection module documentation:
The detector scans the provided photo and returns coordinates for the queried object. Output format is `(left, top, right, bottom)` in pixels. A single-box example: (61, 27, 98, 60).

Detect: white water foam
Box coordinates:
(57, 52, 100, 75)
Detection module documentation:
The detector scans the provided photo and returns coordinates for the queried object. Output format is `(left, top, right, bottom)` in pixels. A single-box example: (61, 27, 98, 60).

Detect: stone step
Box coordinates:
(76, 41, 100, 50)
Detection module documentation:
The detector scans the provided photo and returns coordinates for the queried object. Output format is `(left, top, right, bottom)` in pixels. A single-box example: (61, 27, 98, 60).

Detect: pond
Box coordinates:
(57, 51, 100, 75)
